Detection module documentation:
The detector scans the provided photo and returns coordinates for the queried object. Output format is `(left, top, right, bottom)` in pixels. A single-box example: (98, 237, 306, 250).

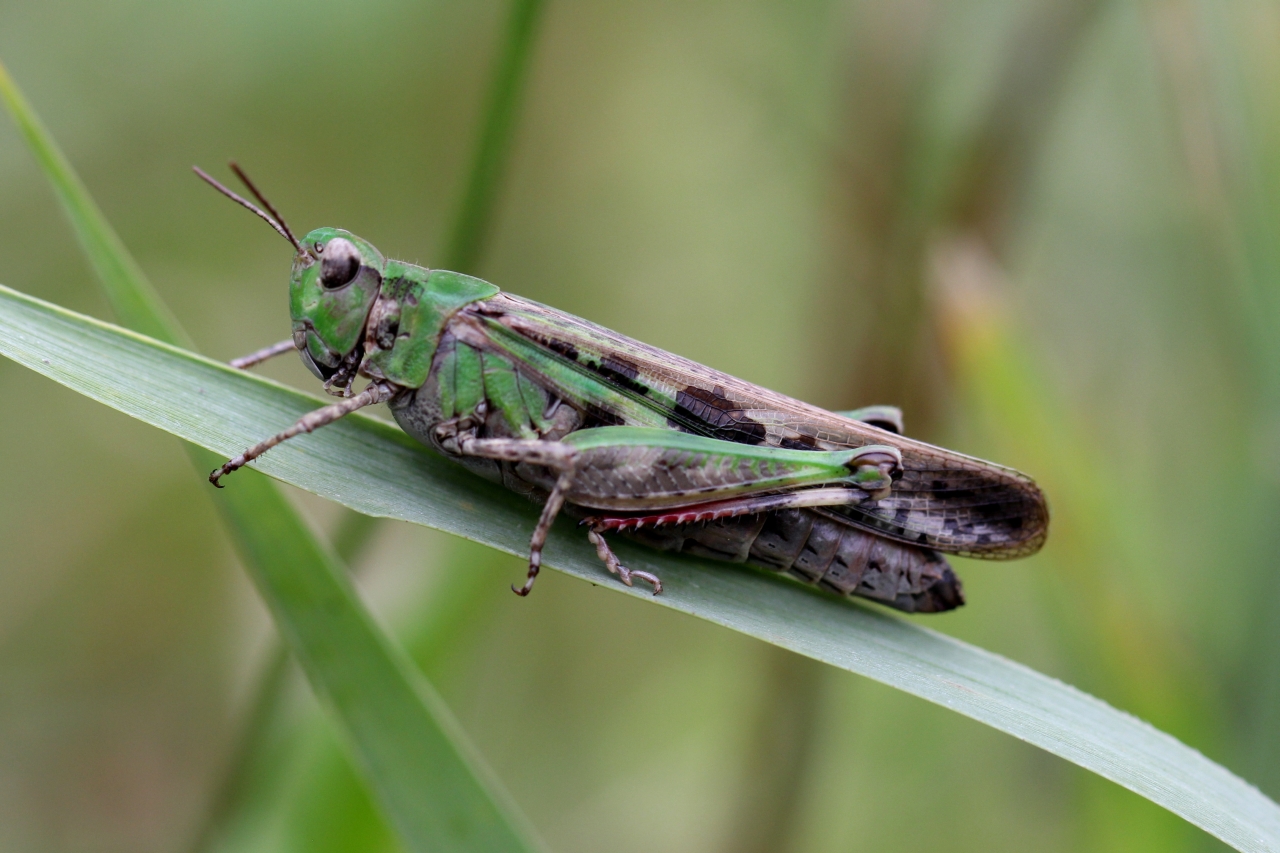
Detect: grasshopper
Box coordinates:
(199, 165, 1048, 612)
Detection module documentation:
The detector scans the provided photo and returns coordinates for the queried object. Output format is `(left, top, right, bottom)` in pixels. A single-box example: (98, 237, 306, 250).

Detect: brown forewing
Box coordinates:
(464, 294, 1049, 559)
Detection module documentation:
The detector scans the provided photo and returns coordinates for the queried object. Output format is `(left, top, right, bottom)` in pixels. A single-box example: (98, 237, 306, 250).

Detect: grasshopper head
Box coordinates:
(289, 227, 386, 387)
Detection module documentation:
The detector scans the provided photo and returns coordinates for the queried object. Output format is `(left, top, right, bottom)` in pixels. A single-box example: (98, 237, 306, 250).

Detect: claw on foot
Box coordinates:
(512, 552, 541, 597)
(588, 527, 663, 595)
(209, 455, 246, 488)
(618, 565, 663, 595)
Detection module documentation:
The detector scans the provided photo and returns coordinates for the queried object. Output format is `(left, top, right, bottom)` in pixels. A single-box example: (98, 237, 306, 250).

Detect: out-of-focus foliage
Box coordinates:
(1, 2, 1278, 852)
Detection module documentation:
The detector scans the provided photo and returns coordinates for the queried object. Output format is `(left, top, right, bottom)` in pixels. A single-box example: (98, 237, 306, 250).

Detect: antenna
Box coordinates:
(228, 162, 302, 252)
(192, 165, 303, 253)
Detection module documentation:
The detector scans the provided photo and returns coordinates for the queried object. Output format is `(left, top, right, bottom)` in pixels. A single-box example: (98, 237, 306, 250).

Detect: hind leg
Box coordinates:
(586, 527, 663, 594)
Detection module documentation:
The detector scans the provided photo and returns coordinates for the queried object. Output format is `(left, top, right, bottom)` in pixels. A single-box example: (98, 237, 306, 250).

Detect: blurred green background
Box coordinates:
(2, 1, 1278, 851)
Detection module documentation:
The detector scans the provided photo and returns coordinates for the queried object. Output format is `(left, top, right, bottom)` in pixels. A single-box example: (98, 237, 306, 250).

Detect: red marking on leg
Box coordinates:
(587, 487, 865, 532)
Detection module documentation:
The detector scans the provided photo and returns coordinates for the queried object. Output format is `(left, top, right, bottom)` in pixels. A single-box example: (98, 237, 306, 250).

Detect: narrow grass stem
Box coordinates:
(441, 0, 547, 272)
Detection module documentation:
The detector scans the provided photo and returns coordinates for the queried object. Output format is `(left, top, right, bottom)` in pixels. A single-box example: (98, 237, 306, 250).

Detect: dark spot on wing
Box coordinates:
(592, 355, 650, 396)
(672, 385, 768, 445)
(583, 402, 626, 428)
(546, 338, 579, 361)
(518, 329, 580, 362)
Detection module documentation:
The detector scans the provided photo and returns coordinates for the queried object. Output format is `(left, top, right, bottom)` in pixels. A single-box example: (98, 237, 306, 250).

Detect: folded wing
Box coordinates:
(457, 293, 1049, 559)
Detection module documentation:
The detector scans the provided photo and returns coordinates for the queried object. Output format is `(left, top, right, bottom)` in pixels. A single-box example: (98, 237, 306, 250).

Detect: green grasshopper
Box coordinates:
(198, 165, 1048, 612)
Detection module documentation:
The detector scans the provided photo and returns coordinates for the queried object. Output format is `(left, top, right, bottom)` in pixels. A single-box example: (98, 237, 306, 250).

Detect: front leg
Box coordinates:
(230, 339, 295, 370)
(211, 382, 398, 486)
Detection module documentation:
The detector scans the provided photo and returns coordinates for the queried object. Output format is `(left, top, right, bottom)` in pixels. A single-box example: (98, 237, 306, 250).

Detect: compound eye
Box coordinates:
(319, 238, 361, 289)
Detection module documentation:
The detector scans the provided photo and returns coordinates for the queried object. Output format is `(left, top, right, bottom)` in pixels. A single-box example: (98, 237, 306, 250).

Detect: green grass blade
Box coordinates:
(222, 551, 506, 853)
(2, 284, 1278, 853)
(441, 0, 546, 272)
(0, 60, 542, 853)
(209, 467, 540, 853)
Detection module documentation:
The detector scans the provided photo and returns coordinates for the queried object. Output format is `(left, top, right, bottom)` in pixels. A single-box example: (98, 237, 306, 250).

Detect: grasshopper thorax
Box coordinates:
(289, 227, 386, 388)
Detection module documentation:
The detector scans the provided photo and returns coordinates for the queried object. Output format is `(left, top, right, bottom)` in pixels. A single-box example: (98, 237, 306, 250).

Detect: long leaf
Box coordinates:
(1, 284, 1277, 853)
(0, 59, 542, 853)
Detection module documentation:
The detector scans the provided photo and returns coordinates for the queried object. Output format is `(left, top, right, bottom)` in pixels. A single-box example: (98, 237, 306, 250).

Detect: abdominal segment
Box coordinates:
(613, 507, 964, 614)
